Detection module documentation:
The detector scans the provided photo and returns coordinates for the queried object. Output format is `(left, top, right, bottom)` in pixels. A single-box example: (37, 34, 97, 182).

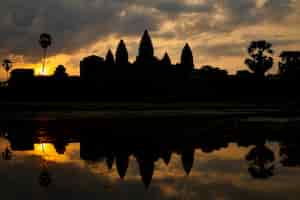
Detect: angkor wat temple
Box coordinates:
(1, 30, 300, 103)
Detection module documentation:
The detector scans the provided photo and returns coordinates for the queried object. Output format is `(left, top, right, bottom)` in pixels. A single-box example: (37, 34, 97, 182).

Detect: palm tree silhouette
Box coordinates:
(39, 33, 52, 74)
(2, 59, 13, 81)
(2, 147, 12, 160)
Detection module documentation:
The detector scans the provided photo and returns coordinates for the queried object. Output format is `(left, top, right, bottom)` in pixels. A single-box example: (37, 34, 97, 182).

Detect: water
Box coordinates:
(0, 115, 299, 200)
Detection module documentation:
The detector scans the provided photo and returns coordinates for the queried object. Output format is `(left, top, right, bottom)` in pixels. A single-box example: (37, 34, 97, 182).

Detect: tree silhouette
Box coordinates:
(39, 168, 52, 187)
(197, 65, 228, 80)
(39, 33, 52, 74)
(2, 59, 13, 80)
(181, 43, 194, 71)
(246, 144, 275, 179)
(279, 51, 300, 78)
(235, 70, 253, 80)
(2, 147, 12, 160)
(280, 144, 300, 167)
(105, 49, 115, 66)
(245, 41, 274, 77)
(115, 40, 129, 66)
(53, 65, 68, 79)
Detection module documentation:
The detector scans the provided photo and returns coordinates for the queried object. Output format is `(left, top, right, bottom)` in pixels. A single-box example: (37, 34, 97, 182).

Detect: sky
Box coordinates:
(0, 0, 299, 80)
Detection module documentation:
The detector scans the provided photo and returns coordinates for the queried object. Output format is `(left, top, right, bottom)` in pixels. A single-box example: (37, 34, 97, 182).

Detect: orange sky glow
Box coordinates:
(0, 0, 299, 80)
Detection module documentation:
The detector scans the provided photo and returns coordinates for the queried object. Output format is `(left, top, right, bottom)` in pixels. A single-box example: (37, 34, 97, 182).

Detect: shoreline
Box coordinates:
(0, 101, 297, 121)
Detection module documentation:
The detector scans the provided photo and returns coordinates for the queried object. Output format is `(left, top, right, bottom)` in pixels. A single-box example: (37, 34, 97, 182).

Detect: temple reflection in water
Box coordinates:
(1, 116, 300, 188)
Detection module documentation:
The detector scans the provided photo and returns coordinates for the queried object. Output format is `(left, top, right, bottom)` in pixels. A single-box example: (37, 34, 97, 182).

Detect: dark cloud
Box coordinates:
(0, 0, 297, 63)
(156, 1, 214, 14)
(195, 42, 246, 58)
(223, 0, 294, 26)
(0, 0, 161, 62)
(171, 0, 295, 37)
(195, 38, 300, 59)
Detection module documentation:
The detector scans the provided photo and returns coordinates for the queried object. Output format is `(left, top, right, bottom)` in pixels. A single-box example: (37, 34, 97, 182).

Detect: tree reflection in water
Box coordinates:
(3, 121, 300, 188)
(2, 147, 12, 160)
(246, 143, 275, 179)
(1, 131, 12, 161)
(39, 166, 52, 187)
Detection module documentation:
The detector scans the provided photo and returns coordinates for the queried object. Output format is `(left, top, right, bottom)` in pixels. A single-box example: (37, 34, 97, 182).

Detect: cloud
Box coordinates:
(0, 0, 299, 78)
(156, 1, 214, 14)
(168, 0, 295, 38)
(197, 42, 246, 58)
(0, 0, 161, 63)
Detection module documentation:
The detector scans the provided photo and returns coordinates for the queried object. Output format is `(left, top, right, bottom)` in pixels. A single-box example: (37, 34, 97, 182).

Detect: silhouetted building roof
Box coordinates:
(9, 68, 35, 88)
(195, 65, 228, 80)
(80, 55, 105, 80)
(280, 51, 300, 58)
(10, 69, 34, 81)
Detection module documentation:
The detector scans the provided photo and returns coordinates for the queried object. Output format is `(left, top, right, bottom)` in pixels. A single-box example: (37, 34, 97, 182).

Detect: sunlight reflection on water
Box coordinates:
(1, 137, 300, 200)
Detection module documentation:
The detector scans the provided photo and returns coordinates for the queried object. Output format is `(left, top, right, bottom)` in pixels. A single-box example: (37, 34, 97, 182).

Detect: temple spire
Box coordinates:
(161, 52, 171, 66)
(137, 30, 154, 63)
(105, 49, 115, 66)
(181, 43, 194, 69)
(116, 40, 129, 66)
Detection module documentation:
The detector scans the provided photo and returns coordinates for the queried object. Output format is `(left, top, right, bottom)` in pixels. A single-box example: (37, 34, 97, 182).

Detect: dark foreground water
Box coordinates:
(0, 112, 299, 200)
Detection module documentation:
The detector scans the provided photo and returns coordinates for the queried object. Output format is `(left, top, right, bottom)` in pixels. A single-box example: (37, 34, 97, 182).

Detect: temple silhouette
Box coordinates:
(0, 30, 299, 103)
(1, 28, 300, 194)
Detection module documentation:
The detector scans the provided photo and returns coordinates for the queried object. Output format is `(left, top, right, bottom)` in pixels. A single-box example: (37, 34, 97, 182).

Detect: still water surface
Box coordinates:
(0, 139, 300, 200)
(0, 114, 299, 200)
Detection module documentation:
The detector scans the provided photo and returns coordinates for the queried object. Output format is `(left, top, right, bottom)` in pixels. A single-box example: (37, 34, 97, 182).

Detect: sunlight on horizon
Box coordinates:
(38, 67, 51, 76)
